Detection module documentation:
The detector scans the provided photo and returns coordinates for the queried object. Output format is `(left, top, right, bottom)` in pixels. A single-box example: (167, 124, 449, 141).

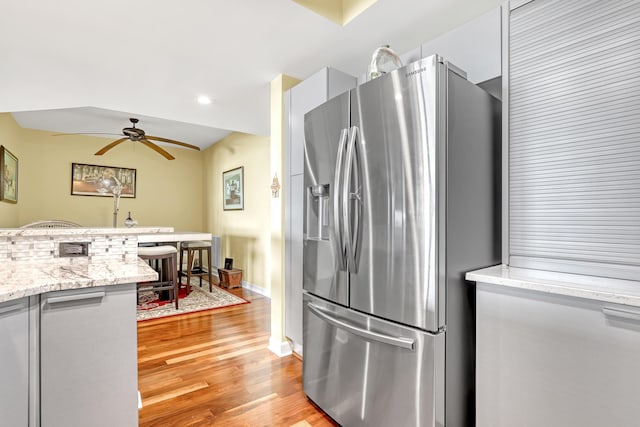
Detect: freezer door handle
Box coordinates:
(602, 307, 640, 322)
(307, 302, 416, 350)
(332, 128, 349, 270)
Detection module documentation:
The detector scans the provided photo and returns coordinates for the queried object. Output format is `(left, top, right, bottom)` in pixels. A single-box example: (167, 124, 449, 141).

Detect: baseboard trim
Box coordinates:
(291, 342, 303, 358)
(268, 337, 292, 357)
(212, 270, 269, 298)
(242, 280, 270, 298)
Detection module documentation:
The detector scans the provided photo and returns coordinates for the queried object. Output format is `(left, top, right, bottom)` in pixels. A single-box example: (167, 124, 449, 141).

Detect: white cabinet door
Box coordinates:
(290, 69, 328, 176)
(285, 173, 304, 354)
(0, 297, 30, 426)
(477, 284, 640, 427)
(40, 284, 138, 427)
(505, 0, 640, 280)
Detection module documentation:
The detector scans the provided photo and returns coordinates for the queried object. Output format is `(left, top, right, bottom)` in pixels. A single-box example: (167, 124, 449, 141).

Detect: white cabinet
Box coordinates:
(284, 67, 356, 355)
(0, 297, 31, 426)
(421, 7, 501, 84)
(476, 283, 640, 427)
(504, 0, 640, 280)
(40, 284, 138, 427)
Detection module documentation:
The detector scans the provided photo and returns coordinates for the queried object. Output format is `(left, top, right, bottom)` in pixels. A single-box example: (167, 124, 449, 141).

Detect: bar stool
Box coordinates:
(179, 241, 213, 292)
(138, 245, 179, 309)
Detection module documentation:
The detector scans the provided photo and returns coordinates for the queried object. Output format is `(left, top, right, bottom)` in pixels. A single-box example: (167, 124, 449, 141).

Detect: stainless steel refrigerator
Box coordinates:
(302, 55, 500, 427)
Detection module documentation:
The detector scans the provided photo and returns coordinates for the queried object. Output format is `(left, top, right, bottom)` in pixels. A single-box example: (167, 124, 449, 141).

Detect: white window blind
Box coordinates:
(508, 0, 640, 280)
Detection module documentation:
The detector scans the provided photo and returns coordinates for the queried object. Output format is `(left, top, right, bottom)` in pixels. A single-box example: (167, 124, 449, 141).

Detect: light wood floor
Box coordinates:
(137, 284, 338, 427)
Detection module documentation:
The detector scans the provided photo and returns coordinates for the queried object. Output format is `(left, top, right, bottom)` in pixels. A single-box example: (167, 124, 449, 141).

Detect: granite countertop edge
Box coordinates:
(0, 258, 158, 304)
(466, 264, 640, 308)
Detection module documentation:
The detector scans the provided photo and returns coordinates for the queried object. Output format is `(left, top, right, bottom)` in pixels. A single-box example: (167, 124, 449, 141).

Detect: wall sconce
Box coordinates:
(271, 174, 280, 198)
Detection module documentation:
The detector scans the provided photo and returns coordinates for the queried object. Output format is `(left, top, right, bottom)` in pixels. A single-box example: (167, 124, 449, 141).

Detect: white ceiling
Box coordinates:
(0, 0, 502, 150)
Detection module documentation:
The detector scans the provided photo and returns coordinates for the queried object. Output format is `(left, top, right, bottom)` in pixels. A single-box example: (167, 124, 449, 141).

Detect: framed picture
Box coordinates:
(224, 257, 234, 270)
(71, 163, 136, 197)
(223, 166, 244, 210)
(0, 145, 18, 204)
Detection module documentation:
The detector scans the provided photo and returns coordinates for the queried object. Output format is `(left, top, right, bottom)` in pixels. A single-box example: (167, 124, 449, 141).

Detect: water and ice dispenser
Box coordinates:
(307, 184, 330, 241)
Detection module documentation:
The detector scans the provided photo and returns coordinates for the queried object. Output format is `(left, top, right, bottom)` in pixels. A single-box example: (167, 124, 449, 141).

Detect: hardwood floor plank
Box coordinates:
(142, 381, 210, 406)
(222, 392, 279, 414)
(138, 286, 337, 426)
(139, 331, 268, 363)
(165, 336, 268, 365)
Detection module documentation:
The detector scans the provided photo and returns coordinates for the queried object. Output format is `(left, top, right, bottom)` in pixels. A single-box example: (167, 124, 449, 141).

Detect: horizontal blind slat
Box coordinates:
(511, 134, 640, 157)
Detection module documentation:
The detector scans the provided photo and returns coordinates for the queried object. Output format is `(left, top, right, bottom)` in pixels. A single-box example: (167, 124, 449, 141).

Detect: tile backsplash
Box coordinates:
(0, 234, 139, 262)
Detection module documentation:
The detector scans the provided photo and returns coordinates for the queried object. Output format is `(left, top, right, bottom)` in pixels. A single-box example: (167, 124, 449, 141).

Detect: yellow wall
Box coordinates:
(0, 114, 23, 227)
(202, 132, 271, 292)
(270, 74, 301, 353)
(343, 0, 378, 24)
(0, 112, 204, 230)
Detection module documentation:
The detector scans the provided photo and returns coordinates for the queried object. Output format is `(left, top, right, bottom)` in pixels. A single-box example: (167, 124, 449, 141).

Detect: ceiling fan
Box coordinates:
(92, 118, 200, 160)
(55, 117, 200, 160)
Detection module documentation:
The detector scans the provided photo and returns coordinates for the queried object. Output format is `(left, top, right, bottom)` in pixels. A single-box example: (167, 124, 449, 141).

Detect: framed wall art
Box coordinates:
(0, 145, 18, 204)
(71, 163, 136, 197)
(223, 166, 244, 210)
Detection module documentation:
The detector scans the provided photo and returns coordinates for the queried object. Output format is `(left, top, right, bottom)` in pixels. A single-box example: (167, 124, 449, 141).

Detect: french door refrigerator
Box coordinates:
(302, 55, 500, 427)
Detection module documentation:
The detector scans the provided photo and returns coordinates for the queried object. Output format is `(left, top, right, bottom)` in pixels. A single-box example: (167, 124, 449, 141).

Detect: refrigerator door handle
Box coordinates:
(307, 302, 416, 350)
(332, 128, 349, 270)
(343, 126, 360, 273)
(602, 307, 640, 322)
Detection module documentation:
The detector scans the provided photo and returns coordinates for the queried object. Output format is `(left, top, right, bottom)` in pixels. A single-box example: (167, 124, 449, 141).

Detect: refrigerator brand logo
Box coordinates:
(406, 67, 427, 77)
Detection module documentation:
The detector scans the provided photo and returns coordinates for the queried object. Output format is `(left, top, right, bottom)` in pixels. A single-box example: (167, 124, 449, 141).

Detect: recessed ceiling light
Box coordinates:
(197, 95, 212, 105)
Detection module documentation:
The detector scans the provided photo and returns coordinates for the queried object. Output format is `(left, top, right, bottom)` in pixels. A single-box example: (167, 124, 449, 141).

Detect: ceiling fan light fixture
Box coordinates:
(92, 117, 200, 160)
(197, 95, 212, 105)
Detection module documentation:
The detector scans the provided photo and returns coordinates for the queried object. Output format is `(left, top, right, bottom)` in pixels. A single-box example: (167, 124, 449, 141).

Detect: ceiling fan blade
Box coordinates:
(140, 139, 175, 160)
(145, 135, 200, 151)
(95, 138, 128, 155)
(53, 132, 123, 136)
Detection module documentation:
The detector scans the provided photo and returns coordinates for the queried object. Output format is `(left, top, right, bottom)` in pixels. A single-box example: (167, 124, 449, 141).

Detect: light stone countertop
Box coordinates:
(466, 264, 640, 308)
(0, 257, 158, 303)
(0, 226, 173, 237)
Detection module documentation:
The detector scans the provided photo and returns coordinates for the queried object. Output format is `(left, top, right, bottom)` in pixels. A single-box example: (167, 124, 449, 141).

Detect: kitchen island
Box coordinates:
(466, 265, 640, 427)
(0, 226, 178, 427)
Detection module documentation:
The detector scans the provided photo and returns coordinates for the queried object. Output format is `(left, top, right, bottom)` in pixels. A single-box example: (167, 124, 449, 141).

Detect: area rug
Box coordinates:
(136, 278, 249, 322)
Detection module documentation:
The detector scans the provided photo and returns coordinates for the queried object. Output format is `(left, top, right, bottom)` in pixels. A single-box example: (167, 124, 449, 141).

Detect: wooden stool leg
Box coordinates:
(172, 253, 178, 310)
(182, 246, 191, 295)
(198, 248, 203, 288)
(206, 247, 213, 292)
(179, 245, 184, 287)
(186, 249, 194, 294)
(161, 256, 170, 305)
